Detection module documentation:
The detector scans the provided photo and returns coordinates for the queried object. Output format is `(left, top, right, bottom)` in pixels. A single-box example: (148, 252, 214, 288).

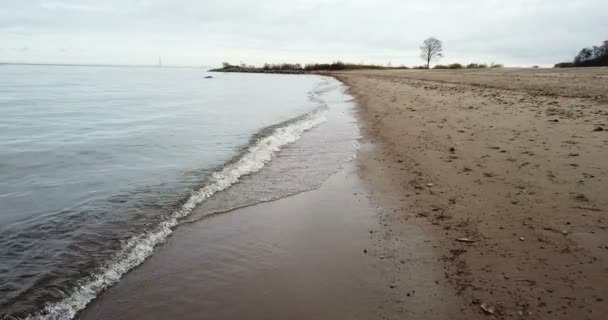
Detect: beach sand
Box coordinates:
(331, 68, 608, 319)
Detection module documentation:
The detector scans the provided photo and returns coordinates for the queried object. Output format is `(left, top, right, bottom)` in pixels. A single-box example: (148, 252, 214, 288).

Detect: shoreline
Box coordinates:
(80, 162, 409, 320)
(76, 75, 406, 319)
(27, 68, 606, 319)
(1, 72, 356, 320)
(332, 68, 608, 319)
(75, 73, 462, 320)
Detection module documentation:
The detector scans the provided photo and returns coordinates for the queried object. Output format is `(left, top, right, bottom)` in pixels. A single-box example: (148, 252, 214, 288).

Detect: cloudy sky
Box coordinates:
(1, 0, 606, 67)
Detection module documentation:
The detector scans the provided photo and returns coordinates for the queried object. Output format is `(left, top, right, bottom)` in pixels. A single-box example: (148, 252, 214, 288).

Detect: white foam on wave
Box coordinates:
(24, 108, 327, 320)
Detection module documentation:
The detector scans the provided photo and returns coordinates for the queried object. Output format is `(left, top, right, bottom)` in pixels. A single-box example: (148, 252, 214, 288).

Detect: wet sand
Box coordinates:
(81, 161, 458, 319)
(331, 68, 608, 319)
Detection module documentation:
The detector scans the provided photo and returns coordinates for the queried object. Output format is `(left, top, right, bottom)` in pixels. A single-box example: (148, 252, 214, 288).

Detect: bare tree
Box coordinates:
(420, 37, 444, 69)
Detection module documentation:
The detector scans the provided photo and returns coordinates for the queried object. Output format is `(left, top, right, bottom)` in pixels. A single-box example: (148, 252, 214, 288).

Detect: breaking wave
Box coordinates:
(22, 107, 328, 320)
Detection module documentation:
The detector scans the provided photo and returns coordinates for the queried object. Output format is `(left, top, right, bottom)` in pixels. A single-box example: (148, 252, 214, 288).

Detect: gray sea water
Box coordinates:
(0, 65, 358, 319)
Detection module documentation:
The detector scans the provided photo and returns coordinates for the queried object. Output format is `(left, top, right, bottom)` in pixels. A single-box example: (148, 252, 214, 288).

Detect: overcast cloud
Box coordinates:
(1, 0, 606, 67)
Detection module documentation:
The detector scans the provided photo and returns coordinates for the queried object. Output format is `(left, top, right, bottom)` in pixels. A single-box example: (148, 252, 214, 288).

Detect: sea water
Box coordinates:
(0, 65, 358, 319)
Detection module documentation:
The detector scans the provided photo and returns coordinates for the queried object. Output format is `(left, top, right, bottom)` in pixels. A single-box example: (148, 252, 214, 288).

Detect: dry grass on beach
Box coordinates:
(332, 68, 608, 319)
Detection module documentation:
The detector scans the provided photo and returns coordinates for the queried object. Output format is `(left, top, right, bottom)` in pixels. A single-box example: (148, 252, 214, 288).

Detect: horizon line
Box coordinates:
(0, 62, 208, 69)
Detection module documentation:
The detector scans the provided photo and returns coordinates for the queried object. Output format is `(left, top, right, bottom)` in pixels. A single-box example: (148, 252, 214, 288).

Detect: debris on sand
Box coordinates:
(456, 237, 477, 243)
(593, 126, 604, 132)
(480, 303, 496, 315)
(204, 75, 214, 79)
(573, 194, 590, 202)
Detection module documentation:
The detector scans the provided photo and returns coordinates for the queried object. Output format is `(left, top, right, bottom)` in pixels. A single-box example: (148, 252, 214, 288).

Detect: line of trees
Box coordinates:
(433, 62, 503, 69)
(215, 61, 407, 73)
(216, 37, 503, 72)
(217, 38, 608, 72)
(265, 62, 391, 71)
(555, 40, 608, 68)
(217, 37, 509, 72)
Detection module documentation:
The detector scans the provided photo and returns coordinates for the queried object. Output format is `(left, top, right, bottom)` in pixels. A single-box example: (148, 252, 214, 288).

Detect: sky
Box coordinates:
(1, 0, 607, 67)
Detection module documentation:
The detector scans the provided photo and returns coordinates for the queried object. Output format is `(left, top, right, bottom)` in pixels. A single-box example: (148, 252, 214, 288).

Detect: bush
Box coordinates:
(466, 63, 488, 69)
(554, 62, 575, 68)
(432, 63, 468, 69)
(217, 61, 391, 72)
(303, 61, 386, 71)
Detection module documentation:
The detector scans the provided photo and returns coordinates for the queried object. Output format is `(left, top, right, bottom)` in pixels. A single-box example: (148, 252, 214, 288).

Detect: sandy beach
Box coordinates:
(332, 68, 608, 319)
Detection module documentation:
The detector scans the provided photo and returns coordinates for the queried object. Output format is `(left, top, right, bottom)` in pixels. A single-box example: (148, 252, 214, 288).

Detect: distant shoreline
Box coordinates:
(209, 65, 309, 74)
(209, 62, 399, 75)
(0, 62, 204, 69)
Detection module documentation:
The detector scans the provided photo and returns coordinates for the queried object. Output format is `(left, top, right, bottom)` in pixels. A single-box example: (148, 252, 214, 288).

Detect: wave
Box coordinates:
(22, 107, 328, 320)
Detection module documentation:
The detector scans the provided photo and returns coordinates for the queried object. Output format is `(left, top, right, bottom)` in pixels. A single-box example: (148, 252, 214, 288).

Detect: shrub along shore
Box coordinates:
(209, 62, 391, 73)
(209, 61, 504, 74)
(211, 39, 607, 73)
